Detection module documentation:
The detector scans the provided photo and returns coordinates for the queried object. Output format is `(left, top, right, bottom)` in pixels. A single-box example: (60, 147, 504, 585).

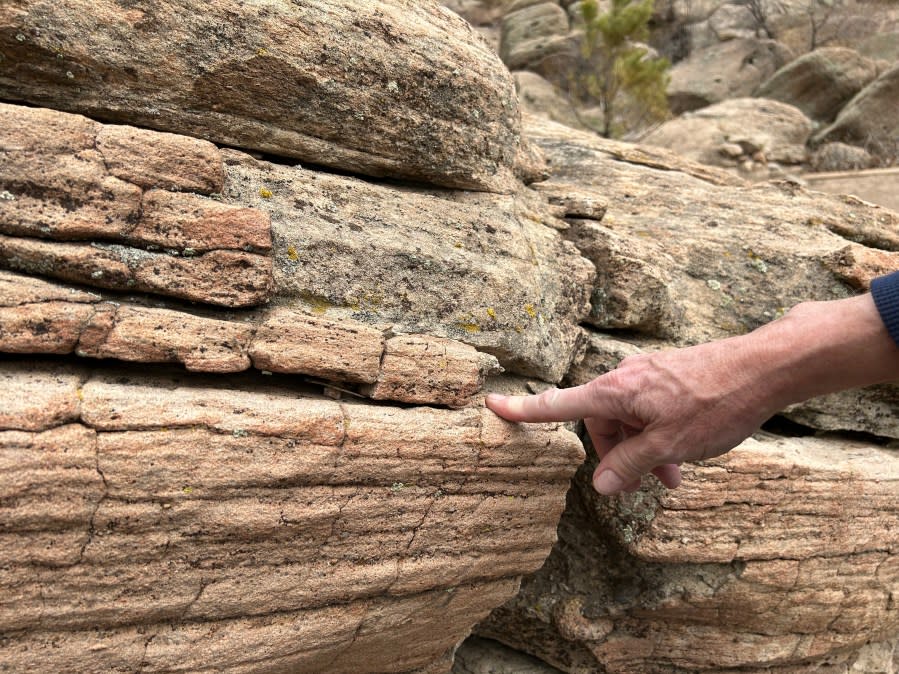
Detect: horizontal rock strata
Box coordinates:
(0, 271, 501, 408)
(0, 103, 273, 308)
(477, 434, 899, 673)
(0, 361, 584, 673)
(0, 0, 537, 192)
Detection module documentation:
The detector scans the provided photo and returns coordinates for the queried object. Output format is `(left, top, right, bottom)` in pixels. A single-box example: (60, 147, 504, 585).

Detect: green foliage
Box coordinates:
(573, 0, 671, 138)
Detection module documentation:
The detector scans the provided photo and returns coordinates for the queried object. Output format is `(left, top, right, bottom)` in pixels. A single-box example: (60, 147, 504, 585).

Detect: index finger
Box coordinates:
(485, 382, 613, 423)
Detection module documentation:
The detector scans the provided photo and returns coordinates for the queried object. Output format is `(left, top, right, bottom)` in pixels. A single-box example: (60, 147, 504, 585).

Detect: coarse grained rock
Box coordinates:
(0, 0, 538, 193)
(643, 97, 813, 169)
(814, 63, 899, 161)
(526, 114, 899, 344)
(667, 38, 795, 114)
(756, 47, 879, 123)
(0, 360, 584, 673)
(514, 70, 588, 131)
(476, 434, 899, 673)
(222, 148, 594, 384)
(809, 142, 876, 172)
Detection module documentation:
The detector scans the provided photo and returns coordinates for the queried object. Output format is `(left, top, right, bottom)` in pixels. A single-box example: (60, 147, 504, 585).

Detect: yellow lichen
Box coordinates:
(256, 47, 268, 56)
(76, 387, 84, 402)
(457, 322, 481, 334)
(259, 187, 273, 199)
(524, 304, 538, 319)
(286, 244, 299, 261)
(486, 307, 496, 320)
(182, 486, 194, 494)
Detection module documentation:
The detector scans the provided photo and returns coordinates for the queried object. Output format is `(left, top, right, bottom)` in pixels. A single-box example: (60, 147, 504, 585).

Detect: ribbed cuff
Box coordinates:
(871, 271, 899, 347)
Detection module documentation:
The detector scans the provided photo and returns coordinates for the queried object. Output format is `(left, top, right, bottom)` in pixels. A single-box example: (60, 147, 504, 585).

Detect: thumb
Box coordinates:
(592, 434, 665, 495)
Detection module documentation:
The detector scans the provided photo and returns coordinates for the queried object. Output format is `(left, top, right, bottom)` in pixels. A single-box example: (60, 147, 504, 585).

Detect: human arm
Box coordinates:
(486, 288, 899, 496)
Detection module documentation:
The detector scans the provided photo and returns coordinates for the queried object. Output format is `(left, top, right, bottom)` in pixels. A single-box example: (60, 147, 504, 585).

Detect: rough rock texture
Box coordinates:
(815, 63, 899, 161)
(0, 0, 538, 192)
(526, 115, 899, 440)
(1, 103, 595, 385)
(642, 97, 813, 169)
(526, 114, 899, 343)
(222, 148, 594, 384)
(667, 38, 795, 114)
(477, 434, 899, 673)
(0, 361, 584, 673)
(756, 47, 879, 123)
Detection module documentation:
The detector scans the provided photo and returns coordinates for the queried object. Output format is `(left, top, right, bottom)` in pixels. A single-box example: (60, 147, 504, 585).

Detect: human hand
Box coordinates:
(486, 335, 785, 496)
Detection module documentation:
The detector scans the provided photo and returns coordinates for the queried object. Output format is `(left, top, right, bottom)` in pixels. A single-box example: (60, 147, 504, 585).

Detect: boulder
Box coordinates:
(814, 63, 899, 161)
(667, 38, 795, 113)
(524, 114, 899, 439)
(478, 434, 899, 673)
(499, 3, 579, 79)
(0, 0, 535, 192)
(0, 362, 584, 673)
(756, 47, 879, 122)
(809, 141, 876, 172)
(707, 3, 757, 41)
(642, 97, 813, 168)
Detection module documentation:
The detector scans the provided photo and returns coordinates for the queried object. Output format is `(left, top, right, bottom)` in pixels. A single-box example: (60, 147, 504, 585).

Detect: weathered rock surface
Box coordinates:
(0, 361, 584, 673)
(477, 434, 899, 673)
(514, 70, 587, 130)
(809, 142, 876, 172)
(0, 103, 274, 308)
(667, 38, 795, 114)
(222, 148, 594, 384)
(527, 114, 899, 341)
(1, 103, 595, 385)
(0, 0, 536, 192)
(815, 63, 899, 161)
(642, 97, 813, 169)
(756, 47, 879, 123)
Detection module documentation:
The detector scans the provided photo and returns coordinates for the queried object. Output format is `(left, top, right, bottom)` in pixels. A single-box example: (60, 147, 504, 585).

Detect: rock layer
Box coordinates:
(477, 434, 899, 673)
(0, 0, 535, 192)
(0, 361, 584, 673)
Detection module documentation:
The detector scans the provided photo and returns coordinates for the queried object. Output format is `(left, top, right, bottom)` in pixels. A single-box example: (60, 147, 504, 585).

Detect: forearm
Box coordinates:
(737, 293, 899, 415)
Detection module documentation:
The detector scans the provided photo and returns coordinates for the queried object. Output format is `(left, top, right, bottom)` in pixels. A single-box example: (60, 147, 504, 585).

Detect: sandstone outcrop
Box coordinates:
(0, 19, 591, 668)
(755, 47, 879, 123)
(0, 0, 537, 192)
(0, 361, 584, 673)
(527, 115, 899, 440)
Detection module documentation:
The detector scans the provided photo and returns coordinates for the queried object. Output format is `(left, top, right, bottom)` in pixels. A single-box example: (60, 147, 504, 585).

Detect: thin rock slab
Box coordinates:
(476, 434, 899, 673)
(0, 271, 502, 407)
(0, 362, 584, 673)
(0, 0, 538, 192)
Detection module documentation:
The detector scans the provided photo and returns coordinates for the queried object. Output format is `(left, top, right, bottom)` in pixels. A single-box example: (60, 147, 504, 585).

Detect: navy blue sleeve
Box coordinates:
(871, 271, 899, 347)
